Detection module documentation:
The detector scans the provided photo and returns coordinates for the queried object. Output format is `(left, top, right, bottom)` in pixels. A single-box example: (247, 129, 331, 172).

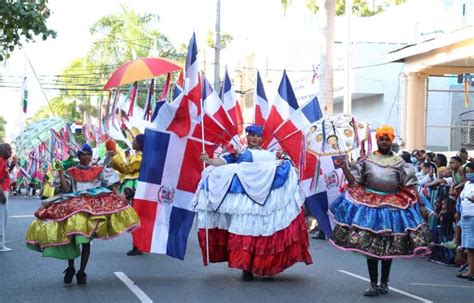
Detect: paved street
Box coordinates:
(1, 196, 474, 303)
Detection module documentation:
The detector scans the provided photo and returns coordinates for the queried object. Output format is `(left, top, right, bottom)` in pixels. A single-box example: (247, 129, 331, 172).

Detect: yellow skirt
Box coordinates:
(26, 207, 139, 259)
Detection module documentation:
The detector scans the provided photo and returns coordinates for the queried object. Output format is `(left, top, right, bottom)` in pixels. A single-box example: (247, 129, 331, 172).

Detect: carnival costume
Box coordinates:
(193, 125, 312, 276)
(26, 145, 140, 260)
(330, 126, 431, 259)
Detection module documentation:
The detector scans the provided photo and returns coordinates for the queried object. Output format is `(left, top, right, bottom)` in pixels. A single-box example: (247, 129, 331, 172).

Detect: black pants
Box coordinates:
(367, 258, 392, 284)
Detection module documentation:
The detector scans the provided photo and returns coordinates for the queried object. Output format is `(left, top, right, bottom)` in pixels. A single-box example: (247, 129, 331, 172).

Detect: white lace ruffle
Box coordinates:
(194, 166, 304, 236)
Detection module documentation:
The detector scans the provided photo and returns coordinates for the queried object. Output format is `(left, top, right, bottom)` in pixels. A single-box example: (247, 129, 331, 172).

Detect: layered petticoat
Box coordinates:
(329, 185, 431, 259)
(26, 188, 140, 259)
(193, 160, 312, 276)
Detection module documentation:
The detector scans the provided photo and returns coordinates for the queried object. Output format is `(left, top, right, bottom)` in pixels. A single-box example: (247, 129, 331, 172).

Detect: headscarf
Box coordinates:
(135, 134, 145, 150)
(375, 125, 395, 142)
(105, 139, 116, 152)
(77, 143, 93, 158)
(245, 124, 263, 137)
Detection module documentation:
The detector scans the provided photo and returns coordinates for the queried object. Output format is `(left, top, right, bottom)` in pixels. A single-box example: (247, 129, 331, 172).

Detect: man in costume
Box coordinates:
(108, 135, 144, 256)
(0, 143, 13, 252)
(26, 144, 140, 285)
(195, 124, 312, 280)
(330, 125, 430, 296)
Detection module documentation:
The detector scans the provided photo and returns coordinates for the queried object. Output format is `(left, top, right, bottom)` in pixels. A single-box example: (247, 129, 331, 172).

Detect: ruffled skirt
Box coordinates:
(330, 186, 431, 259)
(194, 163, 312, 275)
(25, 190, 140, 259)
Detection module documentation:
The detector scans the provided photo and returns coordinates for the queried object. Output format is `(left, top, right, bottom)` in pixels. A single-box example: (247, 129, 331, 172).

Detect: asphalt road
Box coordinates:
(1, 196, 473, 303)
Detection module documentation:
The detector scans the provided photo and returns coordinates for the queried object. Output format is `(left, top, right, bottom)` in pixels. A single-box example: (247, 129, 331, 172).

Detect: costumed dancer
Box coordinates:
(194, 125, 312, 280)
(330, 126, 431, 296)
(108, 135, 144, 256)
(25, 144, 140, 285)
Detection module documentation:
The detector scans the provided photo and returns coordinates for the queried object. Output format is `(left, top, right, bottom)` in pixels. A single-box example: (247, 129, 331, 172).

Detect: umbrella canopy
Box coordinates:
(15, 117, 68, 154)
(305, 114, 370, 156)
(103, 57, 183, 90)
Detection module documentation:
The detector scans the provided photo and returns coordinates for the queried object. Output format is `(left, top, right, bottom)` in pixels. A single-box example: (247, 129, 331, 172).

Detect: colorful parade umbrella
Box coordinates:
(305, 114, 370, 156)
(103, 57, 183, 90)
(15, 117, 69, 154)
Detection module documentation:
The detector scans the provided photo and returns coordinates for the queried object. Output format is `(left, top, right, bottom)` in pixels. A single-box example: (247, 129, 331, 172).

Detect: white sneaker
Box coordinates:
(0, 246, 12, 252)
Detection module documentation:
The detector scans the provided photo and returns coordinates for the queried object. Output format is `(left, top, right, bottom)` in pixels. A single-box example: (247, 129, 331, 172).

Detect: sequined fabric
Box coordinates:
(331, 224, 430, 258)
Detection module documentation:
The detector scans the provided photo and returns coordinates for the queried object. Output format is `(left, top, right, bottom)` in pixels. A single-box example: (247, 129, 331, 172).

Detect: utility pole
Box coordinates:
(343, 0, 352, 113)
(214, 0, 221, 90)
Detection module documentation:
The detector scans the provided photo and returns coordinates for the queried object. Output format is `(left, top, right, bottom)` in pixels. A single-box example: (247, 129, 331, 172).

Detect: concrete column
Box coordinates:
(399, 73, 408, 148)
(405, 73, 428, 151)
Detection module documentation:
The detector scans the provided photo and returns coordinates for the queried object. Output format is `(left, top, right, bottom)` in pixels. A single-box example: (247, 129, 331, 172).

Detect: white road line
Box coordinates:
(114, 272, 153, 303)
(411, 282, 474, 289)
(338, 270, 433, 303)
(9, 215, 34, 218)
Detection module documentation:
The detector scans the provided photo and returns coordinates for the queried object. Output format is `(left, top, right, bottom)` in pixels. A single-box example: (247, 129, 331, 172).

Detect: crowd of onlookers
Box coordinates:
(400, 148, 474, 279)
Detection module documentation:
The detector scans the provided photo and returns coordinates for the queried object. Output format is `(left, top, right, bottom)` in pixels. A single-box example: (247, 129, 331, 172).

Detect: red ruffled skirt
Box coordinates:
(198, 210, 313, 276)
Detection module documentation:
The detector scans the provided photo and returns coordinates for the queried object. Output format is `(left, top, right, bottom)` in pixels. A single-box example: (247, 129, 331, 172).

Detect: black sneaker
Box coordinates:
(242, 270, 254, 281)
(127, 247, 143, 256)
(378, 283, 389, 294)
(363, 285, 379, 296)
(76, 271, 87, 285)
(63, 267, 76, 284)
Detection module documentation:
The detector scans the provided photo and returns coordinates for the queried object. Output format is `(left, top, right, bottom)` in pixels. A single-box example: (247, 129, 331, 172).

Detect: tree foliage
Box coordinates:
(206, 31, 233, 50)
(0, 0, 56, 61)
(305, 0, 406, 16)
(31, 7, 185, 123)
(0, 115, 6, 142)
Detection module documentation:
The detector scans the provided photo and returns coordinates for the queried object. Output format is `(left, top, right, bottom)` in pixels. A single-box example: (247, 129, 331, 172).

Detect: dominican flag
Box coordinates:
(190, 76, 235, 145)
(133, 128, 213, 260)
(304, 156, 346, 237)
(184, 33, 201, 120)
(151, 87, 190, 137)
(254, 70, 269, 126)
(20, 75, 28, 113)
(220, 69, 243, 133)
(274, 96, 323, 165)
(261, 71, 299, 148)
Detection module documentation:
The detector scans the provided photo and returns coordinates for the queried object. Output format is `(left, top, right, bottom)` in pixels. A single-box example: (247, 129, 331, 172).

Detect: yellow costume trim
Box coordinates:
(25, 207, 139, 248)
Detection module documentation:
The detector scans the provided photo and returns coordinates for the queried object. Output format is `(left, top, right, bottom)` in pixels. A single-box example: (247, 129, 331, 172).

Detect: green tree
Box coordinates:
(31, 7, 185, 123)
(0, 115, 6, 142)
(0, 0, 56, 61)
(206, 31, 233, 50)
(29, 96, 79, 123)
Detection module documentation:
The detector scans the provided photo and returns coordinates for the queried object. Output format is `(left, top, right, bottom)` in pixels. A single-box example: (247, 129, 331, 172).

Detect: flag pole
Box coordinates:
(200, 75, 210, 265)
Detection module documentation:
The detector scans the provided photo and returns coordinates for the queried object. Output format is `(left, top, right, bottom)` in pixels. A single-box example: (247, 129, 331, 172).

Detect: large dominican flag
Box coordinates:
(133, 128, 213, 260)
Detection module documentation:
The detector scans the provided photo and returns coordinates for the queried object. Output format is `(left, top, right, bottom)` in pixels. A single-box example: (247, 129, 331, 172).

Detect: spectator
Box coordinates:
(435, 153, 448, 177)
(457, 162, 474, 280)
(0, 143, 13, 252)
(417, 162, 435, 187)
(458, 148, 470, 165)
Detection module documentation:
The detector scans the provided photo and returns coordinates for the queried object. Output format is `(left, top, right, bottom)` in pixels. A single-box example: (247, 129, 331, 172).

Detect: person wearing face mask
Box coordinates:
(195, 124, 312, 281)
(25, 144, 140, 285)
(457, 162, 474, 280)
(330, 126, 431, 297)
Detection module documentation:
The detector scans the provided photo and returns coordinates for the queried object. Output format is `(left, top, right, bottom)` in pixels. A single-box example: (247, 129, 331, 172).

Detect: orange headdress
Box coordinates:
(375, 125, 395, 142)
(105, 138, 117, 152)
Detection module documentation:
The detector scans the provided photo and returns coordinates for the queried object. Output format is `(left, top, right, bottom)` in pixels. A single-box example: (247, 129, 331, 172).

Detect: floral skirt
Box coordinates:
(330, 186, 431, 259)
(25, 191, 140, 260)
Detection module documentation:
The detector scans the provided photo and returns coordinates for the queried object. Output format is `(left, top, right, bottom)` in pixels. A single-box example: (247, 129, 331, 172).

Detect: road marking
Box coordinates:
(411, 282, 474, 289)
(114, 272, 153, 303)
(9, 215, 34, 218)
(338, 270, 433, 303)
